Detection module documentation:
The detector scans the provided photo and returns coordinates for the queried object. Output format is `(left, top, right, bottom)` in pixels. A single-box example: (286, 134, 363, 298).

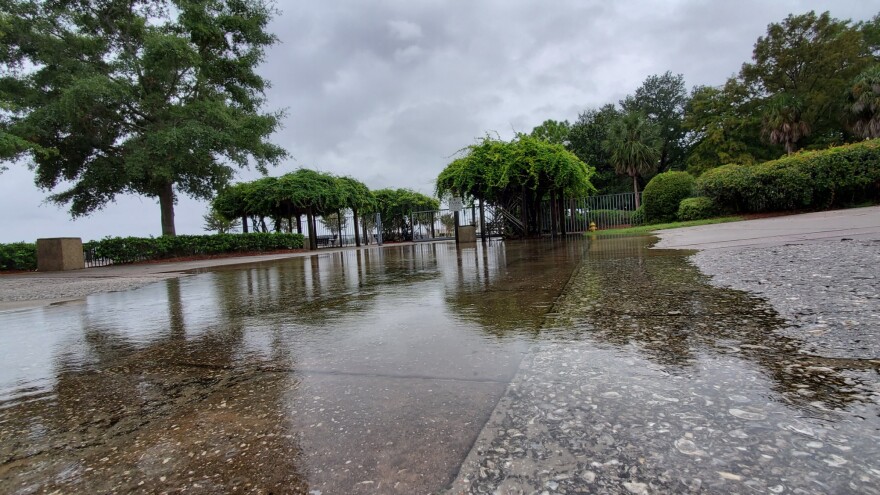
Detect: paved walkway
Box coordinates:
(0, 242, 410, 311)
(653, 206, 880, 250)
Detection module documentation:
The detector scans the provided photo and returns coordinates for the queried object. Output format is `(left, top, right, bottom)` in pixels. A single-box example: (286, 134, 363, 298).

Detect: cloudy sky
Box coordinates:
(1, 0, 876, 242)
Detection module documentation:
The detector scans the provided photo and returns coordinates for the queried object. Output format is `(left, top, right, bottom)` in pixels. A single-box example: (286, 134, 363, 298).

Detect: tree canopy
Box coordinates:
(602, 111, 661, 206)
(212, 169, 374, 234)
(0, 0, 286, 235)
(620, 71, 689, 172)
(436, 134, 594, 236)
(846, 65, 880, 139)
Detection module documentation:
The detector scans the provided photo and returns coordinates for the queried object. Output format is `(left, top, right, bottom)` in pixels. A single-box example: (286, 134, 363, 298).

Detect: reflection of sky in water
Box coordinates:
(0, 241, 566, 408)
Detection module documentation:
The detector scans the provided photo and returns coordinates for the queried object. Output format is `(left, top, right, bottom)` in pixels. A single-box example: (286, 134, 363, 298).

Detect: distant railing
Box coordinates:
(540, 192, 643, 233)
(83, 244, 114, 268)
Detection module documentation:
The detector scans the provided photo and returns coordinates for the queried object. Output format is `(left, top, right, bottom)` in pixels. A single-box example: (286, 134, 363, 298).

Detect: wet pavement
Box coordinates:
(449, 237, 880, 494)
(1, 236, 879, 494)
(0, 241, 583, 494)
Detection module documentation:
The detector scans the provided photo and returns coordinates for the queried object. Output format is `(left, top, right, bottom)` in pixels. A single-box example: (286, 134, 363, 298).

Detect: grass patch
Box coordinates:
(587, 216, 745, 236)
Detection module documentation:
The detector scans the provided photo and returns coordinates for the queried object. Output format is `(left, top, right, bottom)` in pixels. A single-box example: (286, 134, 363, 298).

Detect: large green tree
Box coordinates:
(620, 71, 689, 172)
(0, 0, 286, 236)
(741, 11, 872, 146)
(683, 82, 766, 176)
(602, 111, 661, 207)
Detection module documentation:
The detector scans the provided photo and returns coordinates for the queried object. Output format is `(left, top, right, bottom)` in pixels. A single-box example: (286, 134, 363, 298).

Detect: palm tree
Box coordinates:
(602, 111, 661, 208)
(762, 93, 811, 154)
(846, 65, 880, 139)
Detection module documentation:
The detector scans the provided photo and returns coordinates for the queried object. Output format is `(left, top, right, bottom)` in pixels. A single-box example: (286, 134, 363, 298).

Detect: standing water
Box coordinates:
(0, 237, 878, 494)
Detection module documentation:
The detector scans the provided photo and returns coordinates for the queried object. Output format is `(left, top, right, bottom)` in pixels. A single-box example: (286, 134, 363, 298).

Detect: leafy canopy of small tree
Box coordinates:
(762, 93, 811, 154)
(0, 0, 286, 236)
(529, 119, 571, 146)
(203, 208, 240, 234)
(846, 65, 880, 139)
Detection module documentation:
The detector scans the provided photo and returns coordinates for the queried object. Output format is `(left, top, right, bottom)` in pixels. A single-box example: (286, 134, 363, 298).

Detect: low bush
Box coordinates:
(84, 233, 305, 265)
(696, 139, 880, 213)
(0, 242, 37, 271)
(631, 206, 645, 225)
(677, 197, 718, 221)
(643, 171, 696, 223)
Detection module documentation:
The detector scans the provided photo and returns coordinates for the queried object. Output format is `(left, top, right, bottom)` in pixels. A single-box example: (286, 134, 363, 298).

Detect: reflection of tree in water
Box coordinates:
(211, 247, 439, 327)
(442, 239, 589, 336)
(0, 277, 312, 494)
(552, 236, 879, 412)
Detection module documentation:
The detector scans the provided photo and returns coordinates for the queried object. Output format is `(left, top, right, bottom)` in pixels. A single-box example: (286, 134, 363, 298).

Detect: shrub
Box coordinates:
(631, 206, 645, 225)
(83, 233, 304, 265)
(643, 171, 696, 222)
(677, 197, 718, 221)
(696, 139, 880, 213)
(0, 242, 37, 271)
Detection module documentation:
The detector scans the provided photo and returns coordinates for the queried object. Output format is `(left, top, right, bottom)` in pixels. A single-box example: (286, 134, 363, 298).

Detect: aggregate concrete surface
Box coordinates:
(448, 208, 880, 494)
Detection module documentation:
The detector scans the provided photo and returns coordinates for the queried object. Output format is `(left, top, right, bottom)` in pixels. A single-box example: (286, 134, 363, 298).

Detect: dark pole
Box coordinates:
(454, 210, 460, 245)
(550, 190, 558, 238)
(430, 211, 435, 239)
(560, 193, 567, 236)
(479, 198, 486, 242)
(353, 207, 361, 247)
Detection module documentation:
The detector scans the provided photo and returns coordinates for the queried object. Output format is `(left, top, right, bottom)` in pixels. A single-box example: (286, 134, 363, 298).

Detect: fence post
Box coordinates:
(375, 213, 383, 246)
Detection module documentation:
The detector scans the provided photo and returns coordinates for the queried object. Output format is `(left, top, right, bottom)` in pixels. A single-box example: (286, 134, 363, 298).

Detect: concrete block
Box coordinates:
(37, 237, 85, 271)
(458, 225, 477, 243)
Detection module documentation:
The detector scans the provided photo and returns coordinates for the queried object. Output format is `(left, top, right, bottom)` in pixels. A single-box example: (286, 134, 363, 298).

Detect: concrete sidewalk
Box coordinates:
(0, 242, 411, 311)
(653, 205, 880, 250)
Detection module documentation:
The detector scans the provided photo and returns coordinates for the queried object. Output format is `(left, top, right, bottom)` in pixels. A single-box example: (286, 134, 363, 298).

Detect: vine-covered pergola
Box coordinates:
(436, 134, 595, 237)
(212, 169, 375, 249)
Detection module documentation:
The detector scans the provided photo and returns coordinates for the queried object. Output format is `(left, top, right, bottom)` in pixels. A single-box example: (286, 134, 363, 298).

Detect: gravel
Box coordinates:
(0, 275, 175, 304)
(691, 239, 880, 359)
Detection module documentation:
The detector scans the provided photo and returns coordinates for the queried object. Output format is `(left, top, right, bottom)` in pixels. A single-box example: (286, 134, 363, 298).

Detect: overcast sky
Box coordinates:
(1, 0, 876, 243)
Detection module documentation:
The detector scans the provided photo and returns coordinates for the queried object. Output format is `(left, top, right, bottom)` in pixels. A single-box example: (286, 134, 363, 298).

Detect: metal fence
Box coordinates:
(411, 201, 505, 242)
(306, 212, 379, 248)
(540, 192, 643, 233)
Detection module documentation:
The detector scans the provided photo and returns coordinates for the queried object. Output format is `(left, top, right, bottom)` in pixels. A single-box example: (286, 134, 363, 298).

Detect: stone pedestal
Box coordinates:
(37, 237, 85, 271)
(457, 225, 477, 243)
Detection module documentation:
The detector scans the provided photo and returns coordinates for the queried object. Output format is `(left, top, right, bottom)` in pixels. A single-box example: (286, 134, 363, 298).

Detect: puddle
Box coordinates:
(1, 237, 878, 494)
(0, 240, 584, 494)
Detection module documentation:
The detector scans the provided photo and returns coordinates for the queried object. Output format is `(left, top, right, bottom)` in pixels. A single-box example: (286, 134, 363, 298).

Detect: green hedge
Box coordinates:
(0, 242, 37, 271)
(84, 233, 305, 265)
(696, 139, 880, 213)
(677, 197, 718, 221)
(643, 171, 696, 223)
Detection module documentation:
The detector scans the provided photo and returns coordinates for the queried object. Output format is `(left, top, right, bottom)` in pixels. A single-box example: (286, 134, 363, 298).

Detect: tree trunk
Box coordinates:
(306, 209, 316, 250)
(296, 215, 303, 234)
(632, 175, 641, 209)
(158, 182, 176, 236)
(550, 190, 558, 237)
(241, 215, 249, 233)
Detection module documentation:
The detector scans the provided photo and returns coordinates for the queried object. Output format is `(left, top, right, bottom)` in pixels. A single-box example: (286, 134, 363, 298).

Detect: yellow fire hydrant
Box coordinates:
(588, 221, 598, 232)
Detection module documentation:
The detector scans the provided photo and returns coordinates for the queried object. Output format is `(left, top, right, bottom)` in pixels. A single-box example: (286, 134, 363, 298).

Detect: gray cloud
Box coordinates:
(1, 0, 876, 242)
